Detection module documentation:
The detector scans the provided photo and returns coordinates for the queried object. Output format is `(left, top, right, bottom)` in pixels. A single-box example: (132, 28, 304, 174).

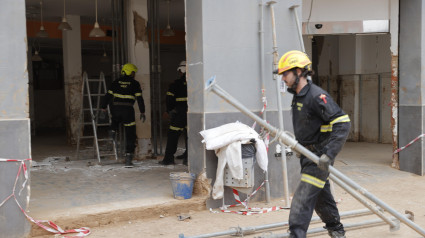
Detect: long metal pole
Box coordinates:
(156, 0, 163, 155)
(259, 0, 271, 204)
(259, 214, 411, 238)
(179, 208, 373, 238)
(329, 174, 399, 230)
(111, 0, 116, 81)
(267, 1, 290, 208)
(289, 5, 304, 52)
(205, 78, 425, 237)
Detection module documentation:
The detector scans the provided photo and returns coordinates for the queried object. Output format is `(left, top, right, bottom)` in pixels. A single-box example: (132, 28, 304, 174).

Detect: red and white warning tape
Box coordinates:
(0, 158, 90, 237)
(219, 180, 286, 215)
(393, 134, 425, 154)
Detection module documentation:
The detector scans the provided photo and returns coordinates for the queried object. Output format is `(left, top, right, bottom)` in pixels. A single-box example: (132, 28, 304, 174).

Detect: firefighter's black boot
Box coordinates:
(125, 153, 134, 168)
(328, 230, 345, 238)
(325, 224, 346, 238)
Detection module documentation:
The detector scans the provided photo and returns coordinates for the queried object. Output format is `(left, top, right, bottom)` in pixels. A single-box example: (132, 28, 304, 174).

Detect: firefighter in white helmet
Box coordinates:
(159, 61, 188, 165)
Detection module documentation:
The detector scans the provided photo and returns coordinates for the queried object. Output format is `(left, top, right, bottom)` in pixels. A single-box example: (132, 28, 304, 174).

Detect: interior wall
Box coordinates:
(317, 34, 391, 143)
(30, 49, 112, 131)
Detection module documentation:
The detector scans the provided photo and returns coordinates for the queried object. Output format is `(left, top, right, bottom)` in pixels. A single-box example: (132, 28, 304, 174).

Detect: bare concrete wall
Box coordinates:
(186, 0, 303, 208)
(0, 0, 32, 237)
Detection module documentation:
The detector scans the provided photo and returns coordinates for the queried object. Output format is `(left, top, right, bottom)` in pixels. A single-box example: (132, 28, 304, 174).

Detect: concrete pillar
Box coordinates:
(389, 0, 399, 169)
(63, 15, 83, 144)
(0, 0, 32, 237)
(399, 0, 425, 175)
(186, 0, 302, 208)
(126, 0, 152, 158)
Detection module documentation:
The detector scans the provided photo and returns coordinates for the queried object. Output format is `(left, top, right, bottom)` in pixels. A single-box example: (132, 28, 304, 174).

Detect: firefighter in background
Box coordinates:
(159, 61, 188, 166)
(101, 63, 146, 168)
(277, 51, 350, 238)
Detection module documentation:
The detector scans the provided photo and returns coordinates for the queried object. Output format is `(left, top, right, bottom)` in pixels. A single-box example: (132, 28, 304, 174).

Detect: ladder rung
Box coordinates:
(81, 136, 94, 139)
(84, 108, 102, 111)
(97, 123, 111, 126)
(100, 153, 117, 156)
(98, 138, 113, 142)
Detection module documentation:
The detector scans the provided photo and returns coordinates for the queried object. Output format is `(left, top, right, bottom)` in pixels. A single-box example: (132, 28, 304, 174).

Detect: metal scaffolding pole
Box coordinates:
(267, 0, 290, 208)
(257, 214, 411, 238)
(178, 208, 373, 238)
(204, 77, 425, 237)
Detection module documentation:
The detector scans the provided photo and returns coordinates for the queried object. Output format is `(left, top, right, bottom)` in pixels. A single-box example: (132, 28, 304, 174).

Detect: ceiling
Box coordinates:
(25, 0, 186, 30)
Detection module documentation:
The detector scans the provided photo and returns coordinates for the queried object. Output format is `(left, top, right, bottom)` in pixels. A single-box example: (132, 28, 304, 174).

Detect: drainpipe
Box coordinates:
(268, 1, 290, 207)
(111, 0, 116, 81)
(156, 0, 163, 154)
(259, 0, 271, 205)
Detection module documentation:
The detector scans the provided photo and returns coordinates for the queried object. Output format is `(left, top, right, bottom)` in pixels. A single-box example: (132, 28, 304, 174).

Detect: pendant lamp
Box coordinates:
(162, 0, 175, 37)
(31, 40, 42, 61)
(36, 1, 49, 38)
(89, 0, 106, 37)
(58, 0, 72, 31)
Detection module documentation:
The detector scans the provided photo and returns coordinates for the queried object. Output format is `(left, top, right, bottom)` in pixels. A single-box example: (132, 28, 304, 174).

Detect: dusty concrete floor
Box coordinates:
(29, 133, 425, 238)
(29, 130, 194, 237)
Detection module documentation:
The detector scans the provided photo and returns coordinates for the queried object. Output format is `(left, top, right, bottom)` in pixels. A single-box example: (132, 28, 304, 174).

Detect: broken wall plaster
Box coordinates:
(133, 11, 149, 48)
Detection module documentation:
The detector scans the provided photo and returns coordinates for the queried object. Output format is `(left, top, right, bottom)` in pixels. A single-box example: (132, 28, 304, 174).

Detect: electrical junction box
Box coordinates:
(224, 157, 254, 188)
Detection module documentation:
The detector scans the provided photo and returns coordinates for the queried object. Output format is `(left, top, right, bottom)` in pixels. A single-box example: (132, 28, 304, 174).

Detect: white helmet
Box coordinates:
(177, 61, 186, 73)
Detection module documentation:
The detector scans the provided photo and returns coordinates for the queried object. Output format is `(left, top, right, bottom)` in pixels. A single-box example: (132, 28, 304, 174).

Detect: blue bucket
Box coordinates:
(170, 172, 196, 199)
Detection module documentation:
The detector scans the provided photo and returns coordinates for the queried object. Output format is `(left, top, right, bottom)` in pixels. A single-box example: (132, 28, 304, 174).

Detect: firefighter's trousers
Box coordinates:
(288, 158, 344, 237)
(163, 111, 187, 163)
(110, 105, 136, 154)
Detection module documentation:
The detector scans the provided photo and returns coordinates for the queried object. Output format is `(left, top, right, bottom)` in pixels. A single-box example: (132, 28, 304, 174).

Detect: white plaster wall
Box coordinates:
(317, 35, 339, 76)
(201, 0, 301, 113)
(127, 0, 151, 140)
(302, 0, 389, 22)
(357, 34, 391, 74)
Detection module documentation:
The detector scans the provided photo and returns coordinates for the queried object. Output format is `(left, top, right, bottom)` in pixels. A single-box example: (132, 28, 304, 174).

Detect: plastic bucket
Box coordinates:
(169, 172, 195, 199)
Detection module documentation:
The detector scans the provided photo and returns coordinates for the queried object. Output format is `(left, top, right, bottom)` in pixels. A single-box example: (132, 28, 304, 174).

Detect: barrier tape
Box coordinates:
(219, 180, 286, 215)
(393, 134, 425, 154)
(0, 158, 91, 237)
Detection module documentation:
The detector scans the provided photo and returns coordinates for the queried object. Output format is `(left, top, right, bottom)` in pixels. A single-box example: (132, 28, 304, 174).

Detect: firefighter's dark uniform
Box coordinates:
(288, 80, 350, 238)
(161, 74, 188, 165)
(101, 75, 145, 155)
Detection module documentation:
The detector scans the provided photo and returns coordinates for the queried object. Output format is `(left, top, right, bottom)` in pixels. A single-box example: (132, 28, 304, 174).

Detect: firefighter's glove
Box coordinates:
(318, 154, 331, 172)
(140, 113, 146, 123)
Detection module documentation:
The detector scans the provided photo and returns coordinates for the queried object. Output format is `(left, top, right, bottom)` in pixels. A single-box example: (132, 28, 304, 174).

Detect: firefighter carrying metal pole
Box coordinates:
(205, 74, 425, 237)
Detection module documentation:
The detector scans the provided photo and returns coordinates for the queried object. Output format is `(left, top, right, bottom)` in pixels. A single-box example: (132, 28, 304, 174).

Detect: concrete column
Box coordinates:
(126, 0, 152, 158)
(63, 15, 83, 144)
(0, 0, 31, 237)
(389, 0, 399, 168)
(186, 0, 303, 208)
(399, 0, 425, 175)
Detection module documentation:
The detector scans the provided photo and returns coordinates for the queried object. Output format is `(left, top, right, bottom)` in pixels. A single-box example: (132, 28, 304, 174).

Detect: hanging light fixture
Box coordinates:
(31, 40, 43, 62)
(89, 0, 106, 37)
(58, 0, 72, 31)
(36, 0, 49, 38)
(162, 0, 175, 37)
